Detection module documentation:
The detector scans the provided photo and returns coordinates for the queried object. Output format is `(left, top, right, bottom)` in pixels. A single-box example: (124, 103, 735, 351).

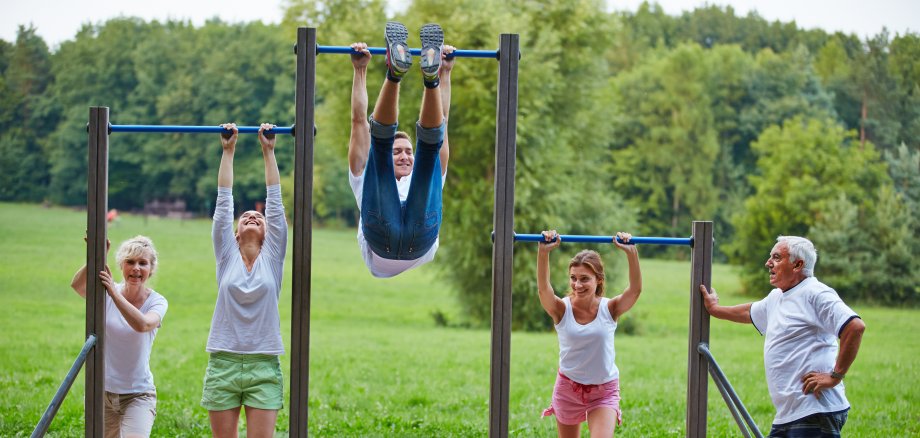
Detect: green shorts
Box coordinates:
(201, 352, 284, 411)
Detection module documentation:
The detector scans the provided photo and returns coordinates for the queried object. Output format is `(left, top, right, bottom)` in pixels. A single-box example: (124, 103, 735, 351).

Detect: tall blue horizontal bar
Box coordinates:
(316, 45, 498, 59)
(513, 233, 692, 246)
(109, 125, 293, 135)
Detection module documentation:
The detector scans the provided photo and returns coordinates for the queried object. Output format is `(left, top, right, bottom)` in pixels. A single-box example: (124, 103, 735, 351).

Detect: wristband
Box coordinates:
(830, 371, 845, 380)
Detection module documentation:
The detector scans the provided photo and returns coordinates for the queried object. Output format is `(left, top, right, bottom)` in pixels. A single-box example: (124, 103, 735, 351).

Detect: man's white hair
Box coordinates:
(776, 235, 817, 277)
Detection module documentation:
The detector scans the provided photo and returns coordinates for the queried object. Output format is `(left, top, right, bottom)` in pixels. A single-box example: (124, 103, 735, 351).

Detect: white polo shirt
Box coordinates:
(750, 276, 859, 425)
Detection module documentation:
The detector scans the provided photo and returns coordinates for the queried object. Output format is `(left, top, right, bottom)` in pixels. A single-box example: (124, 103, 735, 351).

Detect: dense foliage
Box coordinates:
(1, 0, 917, 326)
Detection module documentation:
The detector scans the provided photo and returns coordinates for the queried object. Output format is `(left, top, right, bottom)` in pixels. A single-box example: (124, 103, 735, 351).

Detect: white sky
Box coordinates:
(2, 0, 917, 50)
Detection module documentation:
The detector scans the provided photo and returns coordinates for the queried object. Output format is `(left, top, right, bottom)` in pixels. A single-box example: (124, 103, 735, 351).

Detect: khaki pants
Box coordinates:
(103, 391, 157, 438)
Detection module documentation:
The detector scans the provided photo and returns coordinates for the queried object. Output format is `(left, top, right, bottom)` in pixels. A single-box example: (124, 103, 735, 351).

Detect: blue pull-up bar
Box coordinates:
(316, 45, 499, 59)
(108, 125, 295, 135)
(513, 233, 693, 246)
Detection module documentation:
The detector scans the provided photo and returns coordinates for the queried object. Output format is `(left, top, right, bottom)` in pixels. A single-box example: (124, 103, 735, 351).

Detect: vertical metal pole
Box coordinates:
(687, 221, 713, 437)
(489, 34, 519, 438)
(86, 107, 109, 438)
(289, 27, 315, 437)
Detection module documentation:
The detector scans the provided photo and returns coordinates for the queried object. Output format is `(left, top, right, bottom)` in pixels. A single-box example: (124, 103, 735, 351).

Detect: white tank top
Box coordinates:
(556, 296, 619, 385)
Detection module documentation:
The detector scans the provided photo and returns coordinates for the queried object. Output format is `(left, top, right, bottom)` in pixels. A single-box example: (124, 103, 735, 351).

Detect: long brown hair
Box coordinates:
(568, 250, 605, 297)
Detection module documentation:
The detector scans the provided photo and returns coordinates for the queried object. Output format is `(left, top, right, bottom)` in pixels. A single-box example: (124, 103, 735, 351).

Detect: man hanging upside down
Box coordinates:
(347, 21, 456, 278)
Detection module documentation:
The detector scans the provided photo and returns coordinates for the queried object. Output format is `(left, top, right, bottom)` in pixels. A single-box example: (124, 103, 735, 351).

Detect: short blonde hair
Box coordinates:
(115, 235, 158, 276)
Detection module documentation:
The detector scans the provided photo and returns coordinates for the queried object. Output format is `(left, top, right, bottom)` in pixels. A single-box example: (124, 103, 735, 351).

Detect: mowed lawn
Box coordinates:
(0, 202, 917, 437)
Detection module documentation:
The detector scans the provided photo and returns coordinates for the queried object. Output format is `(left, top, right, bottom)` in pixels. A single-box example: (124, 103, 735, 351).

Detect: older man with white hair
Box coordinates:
(700, 236, 866, 437)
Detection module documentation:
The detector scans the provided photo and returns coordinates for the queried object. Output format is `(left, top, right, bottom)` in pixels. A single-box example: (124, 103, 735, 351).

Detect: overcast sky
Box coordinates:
(2, 0, 917, 50)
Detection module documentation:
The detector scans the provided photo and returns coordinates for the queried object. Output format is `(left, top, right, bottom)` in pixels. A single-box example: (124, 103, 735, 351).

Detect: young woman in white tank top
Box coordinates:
(536, 230, 642, 438)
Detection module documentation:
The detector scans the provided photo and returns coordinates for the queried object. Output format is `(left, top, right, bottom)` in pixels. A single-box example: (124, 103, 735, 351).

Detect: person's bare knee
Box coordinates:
(242, 407, 278, 438)
(209, 407, 242, 438)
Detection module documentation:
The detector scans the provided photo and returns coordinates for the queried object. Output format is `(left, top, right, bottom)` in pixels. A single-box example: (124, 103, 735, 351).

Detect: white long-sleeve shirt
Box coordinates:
(206, 184, 287, 355)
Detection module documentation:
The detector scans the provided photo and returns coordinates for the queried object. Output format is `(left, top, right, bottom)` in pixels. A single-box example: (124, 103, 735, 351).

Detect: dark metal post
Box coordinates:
(86, 107, 109, 437)
(289, 27, 315, 437)
(489, 33, 519, 438)
(687, 221, 713, 437)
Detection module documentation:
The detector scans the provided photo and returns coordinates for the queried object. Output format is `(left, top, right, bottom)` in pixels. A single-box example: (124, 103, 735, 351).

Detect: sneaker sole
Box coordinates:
(385, 22, 411, 74)
(419, 23, 443, 80)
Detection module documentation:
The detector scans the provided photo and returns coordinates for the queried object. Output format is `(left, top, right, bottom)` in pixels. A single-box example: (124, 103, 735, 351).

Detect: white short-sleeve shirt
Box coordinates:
(750, 276, 859, 425)
(105, 285, 168, 394)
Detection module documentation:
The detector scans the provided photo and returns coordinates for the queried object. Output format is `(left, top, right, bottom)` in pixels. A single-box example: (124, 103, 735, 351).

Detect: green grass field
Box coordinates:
(0, 202, 917, 437)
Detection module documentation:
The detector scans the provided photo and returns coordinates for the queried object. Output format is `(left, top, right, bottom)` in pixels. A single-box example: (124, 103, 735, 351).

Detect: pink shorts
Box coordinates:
(542, 371, 622, 426)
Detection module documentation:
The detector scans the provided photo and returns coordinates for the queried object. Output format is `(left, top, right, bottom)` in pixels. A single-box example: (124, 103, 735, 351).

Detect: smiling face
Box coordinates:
(392, 137, 414, 180)
(765, 241, 806, 291)
(569, 264, 602, 298)
(120, 255, 153, 286)
(236, 210, 266, 243)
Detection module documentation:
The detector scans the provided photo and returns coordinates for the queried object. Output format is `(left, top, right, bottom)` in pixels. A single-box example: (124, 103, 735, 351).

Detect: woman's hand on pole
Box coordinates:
(220, 123, 238, 152)
(538, 229, 561, 253)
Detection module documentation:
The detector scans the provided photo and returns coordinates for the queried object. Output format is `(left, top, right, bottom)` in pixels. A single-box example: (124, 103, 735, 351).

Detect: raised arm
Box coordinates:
(258, 123, 280, 186)
(698, 285, 753, 324)
(213, 124, 238, 262)
(348, 42, 372, 176)
(537, 230, 566, 324)
(218, 123, 238, 188)
(608, 232, 642, 321)
(438, 45, 455, 176)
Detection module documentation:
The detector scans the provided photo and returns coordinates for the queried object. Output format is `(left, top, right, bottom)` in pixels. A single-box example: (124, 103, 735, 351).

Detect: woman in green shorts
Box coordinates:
(202, 123, 287, 437)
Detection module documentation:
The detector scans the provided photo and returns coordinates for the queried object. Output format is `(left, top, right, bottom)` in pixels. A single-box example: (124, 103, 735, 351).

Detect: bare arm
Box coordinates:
(348, 43, 371, 176)
(218, 123, 238, 188)
(698, 285, 753, 324)
(258, 123, 280, 186)
(802, 317, 866, 398)
(70, 265, 88, 298)
(99, 270, 161, 333)
(608, 232, 642, 321)
(537, 230, 565, 323)
(70, 237, 110, 298)
(438, 45, 455, 176)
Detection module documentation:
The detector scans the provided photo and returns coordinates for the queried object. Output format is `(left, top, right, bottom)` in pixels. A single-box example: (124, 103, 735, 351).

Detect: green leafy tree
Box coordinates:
(727, 116, 890, 293)
(281, 0, 387, 225)
(810, 187, 918, 304)
(608, 43, 719, 249)
(0, 26, 54, 201)
(888, 32, 920, 152)
(884, 143, 920, 269)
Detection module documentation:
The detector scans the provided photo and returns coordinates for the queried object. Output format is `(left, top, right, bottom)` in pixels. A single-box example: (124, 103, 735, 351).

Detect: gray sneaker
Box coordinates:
(419, 23, 443, 87)
(385, 21, 411, 82)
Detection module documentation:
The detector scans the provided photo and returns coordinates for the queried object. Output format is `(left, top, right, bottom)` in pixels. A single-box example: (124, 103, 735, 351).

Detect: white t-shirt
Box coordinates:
(206, 184, 287, 355)
(750, 276, 859, 425)
(348, 169, 445, 278)
(555, 297, 619, 385)
(105, 285, 168, 394)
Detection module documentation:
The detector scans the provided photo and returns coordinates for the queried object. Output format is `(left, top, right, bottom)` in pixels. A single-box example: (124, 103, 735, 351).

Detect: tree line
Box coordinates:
(2, 0, 917, 328)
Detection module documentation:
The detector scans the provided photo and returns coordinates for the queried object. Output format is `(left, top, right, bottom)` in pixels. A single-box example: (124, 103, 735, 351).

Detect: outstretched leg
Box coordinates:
(361, 22, 412, 259)
(400, 23, 445, 259)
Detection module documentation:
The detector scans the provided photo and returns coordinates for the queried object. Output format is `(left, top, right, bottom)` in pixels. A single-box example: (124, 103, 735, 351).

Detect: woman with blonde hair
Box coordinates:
(71, 235, 168, 438)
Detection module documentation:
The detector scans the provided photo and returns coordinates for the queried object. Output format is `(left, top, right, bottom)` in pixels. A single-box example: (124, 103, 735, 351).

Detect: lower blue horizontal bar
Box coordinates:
(317, 45, 498, 59)
(513, 233, 692, 246)
(109, 125, 293, 135)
